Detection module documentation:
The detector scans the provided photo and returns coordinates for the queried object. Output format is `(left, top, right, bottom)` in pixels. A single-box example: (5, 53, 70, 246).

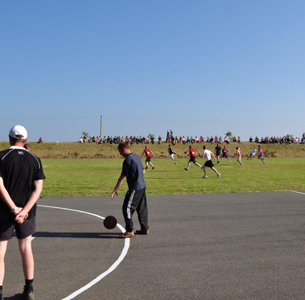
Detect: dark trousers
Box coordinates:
(122, 187, 149, 232)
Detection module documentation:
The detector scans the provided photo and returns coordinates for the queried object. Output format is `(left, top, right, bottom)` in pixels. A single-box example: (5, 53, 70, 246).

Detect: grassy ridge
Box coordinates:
(0, 142, 304, 197)
(0, 142, 305, 159)
(41, 158, 305, 197)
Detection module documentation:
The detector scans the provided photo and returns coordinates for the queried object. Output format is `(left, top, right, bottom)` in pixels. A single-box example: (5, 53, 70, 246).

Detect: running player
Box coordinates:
(236, 147, 243, 166)
(247, 147, 257, 160)
(184, 146, 202, 170)
(142, 146, 155, 170)
(214, 143, 221, 163)
(258, 145, 265, 163)
(221, 146, 231, 162)
(201, 146, 221, 179)
(168, 145, 176, 164)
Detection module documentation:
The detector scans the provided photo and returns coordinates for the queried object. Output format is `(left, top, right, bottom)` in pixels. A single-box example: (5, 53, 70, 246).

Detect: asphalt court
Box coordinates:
(3, 191, 305, 300)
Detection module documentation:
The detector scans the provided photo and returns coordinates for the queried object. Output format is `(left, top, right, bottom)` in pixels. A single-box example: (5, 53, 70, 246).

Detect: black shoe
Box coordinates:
(23, 287, 35, 300)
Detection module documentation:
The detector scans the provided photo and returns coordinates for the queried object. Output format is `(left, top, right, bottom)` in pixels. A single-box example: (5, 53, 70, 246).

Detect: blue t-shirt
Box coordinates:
(121, 153, 146, 191)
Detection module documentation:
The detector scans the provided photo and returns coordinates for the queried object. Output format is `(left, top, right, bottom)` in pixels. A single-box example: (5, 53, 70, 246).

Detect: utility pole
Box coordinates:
(100, 115, 102, 137)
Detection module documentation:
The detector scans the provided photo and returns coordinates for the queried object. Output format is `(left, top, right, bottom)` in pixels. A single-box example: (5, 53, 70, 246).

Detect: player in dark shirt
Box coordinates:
(0, 125, 45, 300)
(214, 143, 221, 163)
(111, 142, 149, 238)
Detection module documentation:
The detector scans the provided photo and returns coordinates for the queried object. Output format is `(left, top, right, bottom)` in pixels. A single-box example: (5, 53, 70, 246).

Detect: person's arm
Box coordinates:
(15, 180, 43, 224)
(0, 177, 23, 215)
(111, 174, 126, 199)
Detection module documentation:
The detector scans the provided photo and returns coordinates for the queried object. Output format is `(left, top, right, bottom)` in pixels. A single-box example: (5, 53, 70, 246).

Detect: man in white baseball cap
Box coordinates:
(0, 125, 45, 300)
(9, 125, 28, 140)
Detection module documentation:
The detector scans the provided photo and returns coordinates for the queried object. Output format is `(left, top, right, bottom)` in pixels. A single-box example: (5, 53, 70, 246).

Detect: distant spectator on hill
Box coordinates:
(38, 137, 43, 143)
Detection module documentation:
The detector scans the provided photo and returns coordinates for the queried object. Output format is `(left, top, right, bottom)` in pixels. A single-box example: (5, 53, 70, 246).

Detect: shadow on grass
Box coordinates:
(34, 232, 122, 239)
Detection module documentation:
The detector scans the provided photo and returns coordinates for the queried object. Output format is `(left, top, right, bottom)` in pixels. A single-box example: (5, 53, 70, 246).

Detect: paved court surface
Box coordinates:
(3, 191, 305, 300)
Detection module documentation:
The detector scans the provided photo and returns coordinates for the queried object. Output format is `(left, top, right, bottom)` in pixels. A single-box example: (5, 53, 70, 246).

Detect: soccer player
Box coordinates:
(221, 146, 231, 162)
(142, 146, 155, 170)
(236, 147, 243, 166)
(111, 142, 149, 238)
(0, 125, 46, 300)
(247, 147, 257, 160)
(168, 145, 176, 164)
(258, 145, 265, 163)
(184, 146, 202, 170)
(214, 143, 221, 163)
(201, 146, 221, 179)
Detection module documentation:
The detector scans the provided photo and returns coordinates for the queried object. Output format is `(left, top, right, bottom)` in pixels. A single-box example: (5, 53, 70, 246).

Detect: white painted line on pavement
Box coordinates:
(37, 204, 130, 300)
(292, 191, 305, 196)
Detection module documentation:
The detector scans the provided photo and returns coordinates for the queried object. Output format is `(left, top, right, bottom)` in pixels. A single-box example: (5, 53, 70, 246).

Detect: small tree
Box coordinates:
(225, 131, 233, 142)
(285, 134, 294, 140)
(82, 131, 89, 138)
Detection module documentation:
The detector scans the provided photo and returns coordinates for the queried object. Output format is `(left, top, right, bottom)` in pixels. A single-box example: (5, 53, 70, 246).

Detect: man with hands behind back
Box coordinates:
(0, 125, 46, 300)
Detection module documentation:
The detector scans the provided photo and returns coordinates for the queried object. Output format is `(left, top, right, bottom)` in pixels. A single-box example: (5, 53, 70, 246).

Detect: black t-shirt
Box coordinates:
(168, 147, 174, 155)
(121, 153, 146, 191)
(215, 145, 221, 155)
(0, 146, 46, 221)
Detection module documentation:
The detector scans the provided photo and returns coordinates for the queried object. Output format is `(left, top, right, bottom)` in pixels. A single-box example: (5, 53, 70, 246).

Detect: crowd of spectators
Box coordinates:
(78, 132, 305, 145)
(78, 135, 155, 144)
(249, 134, 305, 144)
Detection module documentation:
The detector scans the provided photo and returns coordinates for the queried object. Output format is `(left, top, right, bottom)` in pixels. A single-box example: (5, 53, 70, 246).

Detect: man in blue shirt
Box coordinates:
(112, 142, 149, 238)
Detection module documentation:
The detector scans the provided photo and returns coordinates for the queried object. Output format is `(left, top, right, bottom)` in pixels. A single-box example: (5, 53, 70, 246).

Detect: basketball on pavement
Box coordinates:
(103, 215, 117, 230)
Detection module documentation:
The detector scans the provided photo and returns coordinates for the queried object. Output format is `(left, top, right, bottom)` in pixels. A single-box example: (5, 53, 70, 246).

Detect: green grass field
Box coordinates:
(42, 157, 305, 197)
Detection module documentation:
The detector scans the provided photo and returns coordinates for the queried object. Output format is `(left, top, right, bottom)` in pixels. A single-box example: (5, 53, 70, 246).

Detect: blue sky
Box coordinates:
(1, 0, 305, 142)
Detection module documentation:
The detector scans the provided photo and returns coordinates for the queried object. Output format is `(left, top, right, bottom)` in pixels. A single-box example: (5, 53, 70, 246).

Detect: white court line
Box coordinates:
(36, 204, 130, 300)
(292, 191, 305, 196)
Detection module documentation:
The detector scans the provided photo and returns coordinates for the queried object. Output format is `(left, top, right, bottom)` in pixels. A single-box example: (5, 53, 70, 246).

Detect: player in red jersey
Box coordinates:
(142, 146, 155, 170)
(184, 146, 202, 170)
(258, 145, 265, 163)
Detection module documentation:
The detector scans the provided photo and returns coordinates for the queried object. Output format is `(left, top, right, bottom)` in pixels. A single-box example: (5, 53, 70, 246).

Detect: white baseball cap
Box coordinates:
(9, 125, 28, 140)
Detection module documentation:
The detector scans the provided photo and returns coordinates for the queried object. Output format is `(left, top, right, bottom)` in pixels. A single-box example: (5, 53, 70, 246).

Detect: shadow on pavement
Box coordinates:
(34, 232, 122, 239)
(4, 293, 24, 300)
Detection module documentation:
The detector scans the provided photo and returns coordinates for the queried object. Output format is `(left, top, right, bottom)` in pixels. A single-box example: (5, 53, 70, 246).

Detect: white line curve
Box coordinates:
(37, 204, 130, 300)
(292, 191, 305, 196)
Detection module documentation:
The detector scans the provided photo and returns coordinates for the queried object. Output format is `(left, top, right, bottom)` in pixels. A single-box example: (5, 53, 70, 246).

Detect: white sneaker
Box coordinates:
(217, 173, 221, 178)
(202, 175, 208, 179)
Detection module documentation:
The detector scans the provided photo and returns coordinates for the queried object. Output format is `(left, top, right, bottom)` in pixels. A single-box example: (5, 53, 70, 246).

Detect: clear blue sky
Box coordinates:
(1, 0, 305, 142)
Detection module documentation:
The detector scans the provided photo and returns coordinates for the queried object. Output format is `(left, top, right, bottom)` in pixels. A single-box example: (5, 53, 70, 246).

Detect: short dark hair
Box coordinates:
(118, 141, 130, 151)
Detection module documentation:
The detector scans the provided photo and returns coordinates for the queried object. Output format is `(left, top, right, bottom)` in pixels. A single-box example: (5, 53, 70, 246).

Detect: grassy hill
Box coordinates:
(0, 141, 304, 159)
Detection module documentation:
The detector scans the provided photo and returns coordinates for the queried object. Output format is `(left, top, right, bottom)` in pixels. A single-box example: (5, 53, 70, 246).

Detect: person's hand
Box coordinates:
(15, 210, 29, 224)
(111, 190, 118, 199)
(12, 207, 23, 215)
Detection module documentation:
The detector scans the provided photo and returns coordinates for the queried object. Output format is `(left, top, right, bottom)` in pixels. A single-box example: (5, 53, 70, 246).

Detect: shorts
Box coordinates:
(258, 153, 264, 159)
(170, 154, 175, 159)
(0, 216, 36, 240)
(222, 153, 229, 158)
(237, 156, 242, 162)
(204, 160, 214, 168)
(145, 157, 151, 162)
(189, 156, 196, 164)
